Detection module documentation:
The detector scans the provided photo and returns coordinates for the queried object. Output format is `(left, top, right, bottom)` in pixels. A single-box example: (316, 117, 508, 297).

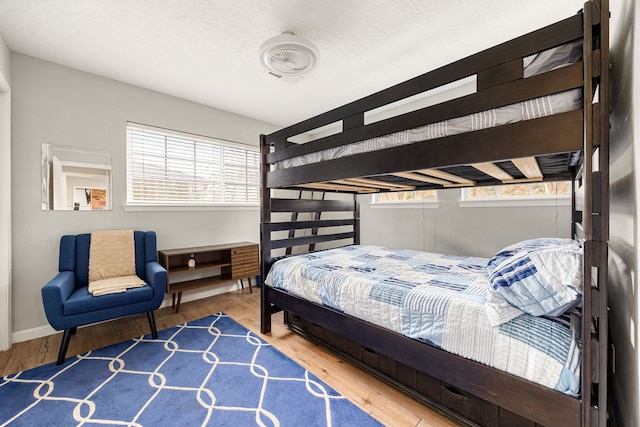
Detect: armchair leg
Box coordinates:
(147, 311, 158, 339)
(57, 329, 74, 365)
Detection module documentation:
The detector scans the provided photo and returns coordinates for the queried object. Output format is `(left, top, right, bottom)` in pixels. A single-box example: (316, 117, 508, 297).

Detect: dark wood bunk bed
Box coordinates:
(259, 1, 610, 426)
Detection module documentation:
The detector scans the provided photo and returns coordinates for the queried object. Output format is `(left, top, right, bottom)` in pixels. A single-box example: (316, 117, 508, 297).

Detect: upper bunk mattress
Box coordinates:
(276, 41, 583, 170)
(265, 245, 581, 396)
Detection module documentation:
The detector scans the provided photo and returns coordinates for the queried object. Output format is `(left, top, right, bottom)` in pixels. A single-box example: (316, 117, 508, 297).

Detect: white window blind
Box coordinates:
(126, 123, 259, 205)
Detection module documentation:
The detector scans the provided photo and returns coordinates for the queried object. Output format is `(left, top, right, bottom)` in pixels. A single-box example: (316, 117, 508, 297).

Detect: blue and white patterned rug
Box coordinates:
(0, 313, 382, 426)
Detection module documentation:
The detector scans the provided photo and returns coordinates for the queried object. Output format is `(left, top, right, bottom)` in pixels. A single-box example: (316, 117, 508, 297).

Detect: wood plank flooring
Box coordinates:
(0, 288, 461, 427)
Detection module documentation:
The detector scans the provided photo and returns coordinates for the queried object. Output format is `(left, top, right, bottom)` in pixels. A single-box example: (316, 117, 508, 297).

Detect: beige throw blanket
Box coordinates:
(88, 230, 146, 296)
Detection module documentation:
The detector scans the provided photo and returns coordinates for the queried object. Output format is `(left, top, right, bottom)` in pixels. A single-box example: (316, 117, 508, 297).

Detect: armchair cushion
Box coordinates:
(64, 284, 154, 316)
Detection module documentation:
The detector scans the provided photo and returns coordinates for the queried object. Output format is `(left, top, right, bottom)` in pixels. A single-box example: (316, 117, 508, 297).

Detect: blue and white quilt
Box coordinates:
(265, 245, 580, 396)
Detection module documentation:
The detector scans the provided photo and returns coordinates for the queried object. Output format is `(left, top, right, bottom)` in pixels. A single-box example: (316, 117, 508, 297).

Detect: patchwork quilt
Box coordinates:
(265, 245, 581, 396)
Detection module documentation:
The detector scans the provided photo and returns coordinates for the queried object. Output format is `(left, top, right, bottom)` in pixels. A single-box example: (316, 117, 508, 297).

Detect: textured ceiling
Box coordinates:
(0, 0, 584, 127)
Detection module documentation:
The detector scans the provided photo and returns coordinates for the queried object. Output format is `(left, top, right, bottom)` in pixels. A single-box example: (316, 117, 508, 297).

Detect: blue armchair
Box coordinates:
(41, 231, 167, 365)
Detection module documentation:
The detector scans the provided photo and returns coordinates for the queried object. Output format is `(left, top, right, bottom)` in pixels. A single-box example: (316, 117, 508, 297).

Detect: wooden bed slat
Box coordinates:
(501, 177, 544, 184)
(417, 169, 476, 186)
(391, 172, 452, 186)
(471, 163, 513, 181)
(337, 178, 415, 191)
(512, 157, 543, 179)
(473, 162, 544, 184)
(295, 182, 378, 193)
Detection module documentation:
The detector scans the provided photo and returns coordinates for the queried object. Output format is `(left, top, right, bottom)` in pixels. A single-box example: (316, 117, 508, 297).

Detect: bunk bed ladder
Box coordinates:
(284, 191, 303, 256)
(580, 1, 609, 426)
(283, 191, 327, 255)
(259, 131, 361, 334)
(307, 192, 325, 252)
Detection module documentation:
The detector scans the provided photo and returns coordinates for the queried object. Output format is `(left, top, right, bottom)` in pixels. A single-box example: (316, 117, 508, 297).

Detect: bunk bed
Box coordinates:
(259, 1, 610, 426)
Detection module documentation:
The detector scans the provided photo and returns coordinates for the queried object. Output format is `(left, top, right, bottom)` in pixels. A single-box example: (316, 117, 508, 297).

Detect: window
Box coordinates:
(461, 181, 570, 207)
(372, 190, 438, 207)
(126, 123, 259, 206)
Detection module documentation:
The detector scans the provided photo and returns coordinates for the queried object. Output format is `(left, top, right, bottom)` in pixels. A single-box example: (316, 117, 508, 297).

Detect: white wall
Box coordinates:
(0, 32, 12, 351)
(10, 53, 278, 341)
(0, 33, 9, 80)
(609, 0, 639, 425)
(360, 189, 571, 258)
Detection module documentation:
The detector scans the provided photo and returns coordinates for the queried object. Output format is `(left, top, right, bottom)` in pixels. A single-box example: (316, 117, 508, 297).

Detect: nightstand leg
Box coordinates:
(248, 277, 253, 293)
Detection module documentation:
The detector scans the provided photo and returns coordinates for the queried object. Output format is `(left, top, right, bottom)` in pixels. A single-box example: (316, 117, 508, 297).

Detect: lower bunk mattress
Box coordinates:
(265, 244, 581, 396)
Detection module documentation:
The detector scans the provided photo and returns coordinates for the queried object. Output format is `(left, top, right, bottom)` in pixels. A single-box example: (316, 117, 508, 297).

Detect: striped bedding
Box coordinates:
(276, 41, 582, 170)
(265, 245, 581, 396)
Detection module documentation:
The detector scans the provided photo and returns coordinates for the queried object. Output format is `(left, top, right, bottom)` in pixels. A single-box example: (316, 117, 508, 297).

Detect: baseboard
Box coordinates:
(11, 281, 242, 344)
(12, 324, 58, 344)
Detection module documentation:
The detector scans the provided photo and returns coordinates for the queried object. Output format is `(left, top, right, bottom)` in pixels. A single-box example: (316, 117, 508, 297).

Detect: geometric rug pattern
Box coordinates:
(0, 313, 383, 426)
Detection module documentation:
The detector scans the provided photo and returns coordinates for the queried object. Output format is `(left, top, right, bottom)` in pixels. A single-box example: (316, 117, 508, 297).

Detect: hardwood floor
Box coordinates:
(0, 288, 461, 427)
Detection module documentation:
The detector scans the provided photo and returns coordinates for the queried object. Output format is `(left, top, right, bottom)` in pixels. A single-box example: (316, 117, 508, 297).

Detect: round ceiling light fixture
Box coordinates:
(259, 31, 319, 79)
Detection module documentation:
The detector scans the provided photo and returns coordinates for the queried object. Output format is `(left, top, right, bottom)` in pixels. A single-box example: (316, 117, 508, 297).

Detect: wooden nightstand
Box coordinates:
(158, 242, 259, 312)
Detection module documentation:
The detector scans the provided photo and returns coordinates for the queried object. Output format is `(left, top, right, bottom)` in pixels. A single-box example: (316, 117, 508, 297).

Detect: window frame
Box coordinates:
(125, 122, 260, 211)
(459, 182, 571, 208)
(371, 190, 439, 209)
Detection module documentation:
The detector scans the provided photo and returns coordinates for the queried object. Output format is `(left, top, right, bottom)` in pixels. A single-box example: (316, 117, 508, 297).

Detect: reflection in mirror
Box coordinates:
(41, 143, 112, 211)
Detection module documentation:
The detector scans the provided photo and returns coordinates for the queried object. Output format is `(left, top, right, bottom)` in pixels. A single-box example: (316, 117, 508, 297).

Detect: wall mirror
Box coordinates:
(41, 143, 112, 211)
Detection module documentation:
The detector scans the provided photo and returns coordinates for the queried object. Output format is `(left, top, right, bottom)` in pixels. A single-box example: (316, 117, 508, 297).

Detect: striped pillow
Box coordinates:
(485, 239, 583, 325)
(486, 238, 579, 275)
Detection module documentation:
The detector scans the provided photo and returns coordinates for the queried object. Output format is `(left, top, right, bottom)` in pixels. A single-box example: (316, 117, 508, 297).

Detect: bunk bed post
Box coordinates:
(581, 3, 594, 425)
(594, 0, 610, 425)
(581, 1, 610, 425)
(260, 134, 273, 334)
(353, 194, 360, 245)
(571, 176, 577, 237)
(583, 1, 594, 243)
(597, 0, 610, 244)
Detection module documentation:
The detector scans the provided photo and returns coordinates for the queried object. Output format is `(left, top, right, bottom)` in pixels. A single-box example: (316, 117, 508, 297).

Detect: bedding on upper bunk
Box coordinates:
(265, 244, 582, 396)
(276, 41, 583, 170)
